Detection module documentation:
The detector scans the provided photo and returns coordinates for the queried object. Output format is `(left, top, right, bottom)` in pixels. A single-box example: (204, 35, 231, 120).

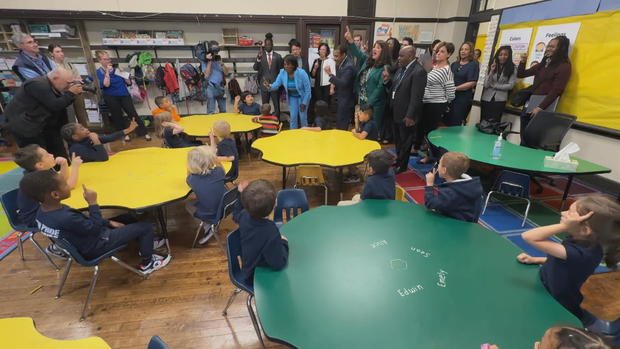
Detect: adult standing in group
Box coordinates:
(517, 35, 572, 139)
(95, 50, 150, 142)
(289, 39, 310, 75)
(4, 67, 81, 158)
(401, 37, 414, 47)
(202, 48, 228, 114)
(264, 55, 311, 129)
(417, 42, 455, 164)
(48, 44, 87, 125)
(386, 46, 427, 174)
(310, 43, 335, 104)
(444, 42, 479, 126)
(324, 44, 356, 130)
(254, 33, 284, 119)
(480, 45, 517, 124)
(344, 26, 390, 137)
(11, 32, 53, 81)
(381, 37, 402, 143)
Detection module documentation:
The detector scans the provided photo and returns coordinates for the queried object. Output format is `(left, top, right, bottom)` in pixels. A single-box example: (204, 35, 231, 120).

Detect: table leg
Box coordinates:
(156, 206, 172, 255)
(282, 166, 287, 189)
(338, 167, 344, 201)
(560, 175, 574, 211)
(245, 132, 251, 161)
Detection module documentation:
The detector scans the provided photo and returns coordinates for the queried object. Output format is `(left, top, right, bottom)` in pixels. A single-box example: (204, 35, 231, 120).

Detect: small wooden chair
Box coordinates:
(294, 165, 328, 205)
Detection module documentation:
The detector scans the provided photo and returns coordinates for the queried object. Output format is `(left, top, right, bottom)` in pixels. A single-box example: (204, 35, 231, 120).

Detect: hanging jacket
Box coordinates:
(163, 63, 179, 94)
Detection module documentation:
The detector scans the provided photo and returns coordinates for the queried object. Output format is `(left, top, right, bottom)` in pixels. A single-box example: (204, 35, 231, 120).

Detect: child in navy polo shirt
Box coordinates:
(61, 121, 138, 162)
(345, 104, 378, 183)
(153, 111, 203, 148)
(517, 195, 620, 327)
(19, 170, 170, 274)
(302, 100, 330, 131)
(234, 91, 261, 115)
(210, 120, 238, 181)
(233, 179, 289, 285)
(424, 152, 484, 222)
(338, 149, 395, 205)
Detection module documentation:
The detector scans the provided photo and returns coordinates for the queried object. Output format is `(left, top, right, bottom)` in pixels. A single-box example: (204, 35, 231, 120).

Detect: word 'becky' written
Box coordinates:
(371, 240, 388, 248)
(410, 246, 431, 258)
(437, 269, 448, 288)
(397, 285, 424, 297)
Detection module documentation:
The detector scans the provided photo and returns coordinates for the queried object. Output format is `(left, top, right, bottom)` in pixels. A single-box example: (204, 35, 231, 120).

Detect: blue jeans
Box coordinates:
(206, 83, 226, 115)
(288, 95, 308, 129)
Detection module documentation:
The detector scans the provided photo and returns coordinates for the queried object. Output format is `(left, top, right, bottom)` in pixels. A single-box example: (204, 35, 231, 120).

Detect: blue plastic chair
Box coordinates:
(273, 189, 309, 226)
(587, 317, 620, 344)
(221, 229, 265, 348)
(481, 170, 531, 226)
(472, 194, 485, 224)
(54, 237, 147, 321)
(192, 186, 239, 249)
(147, 335, 169, 349)
(0, 189, 59, 270)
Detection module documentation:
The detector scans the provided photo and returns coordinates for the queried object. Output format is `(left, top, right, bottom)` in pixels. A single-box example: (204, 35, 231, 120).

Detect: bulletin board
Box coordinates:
(497, 9, 620, 131)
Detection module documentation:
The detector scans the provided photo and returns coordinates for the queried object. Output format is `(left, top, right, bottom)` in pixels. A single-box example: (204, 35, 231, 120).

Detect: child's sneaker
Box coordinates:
(343, 175, 360, 184)
(46, 243, 69, 260)
(138, 254, 171, 274)
(153, 238, 167, 250)
(198, 228, 214, 245)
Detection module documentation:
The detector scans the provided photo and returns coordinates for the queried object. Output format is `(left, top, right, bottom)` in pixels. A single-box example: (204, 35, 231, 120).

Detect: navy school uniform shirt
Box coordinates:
(163, 128, 198, 148)
(313, 116, 330, 130)
(360, 120, 378, 141)
(68, 130, 124, 162)
(424, 175, 483, 222)
(35, 204, 109, 258)
(217, 138, 239, 179)
(539, 237, 603, 320)
(232, 201, 289, 285)
(238, 102, 261, 116)
(17, 169, 40, 227)
(186, 166, 227, 222)
(362, 169, 396, 200)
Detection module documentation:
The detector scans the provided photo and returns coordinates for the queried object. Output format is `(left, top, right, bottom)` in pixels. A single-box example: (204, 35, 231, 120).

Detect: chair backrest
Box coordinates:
(215, 186, 239, 223)
(522, 111, 577, 152)
(273, 189, 309, 224)
(0, 189, 27, 231)
(295, 165, 326, 186)
(472, 194, 484, 223)
(493, 170, 531, 199)
(147, 336, 169, 349)
(395, 185, 406, 202)
(226, 229, 253, 294)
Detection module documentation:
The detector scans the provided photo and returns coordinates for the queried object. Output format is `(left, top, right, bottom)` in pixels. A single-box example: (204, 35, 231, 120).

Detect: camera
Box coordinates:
(72, 80, 97, 94)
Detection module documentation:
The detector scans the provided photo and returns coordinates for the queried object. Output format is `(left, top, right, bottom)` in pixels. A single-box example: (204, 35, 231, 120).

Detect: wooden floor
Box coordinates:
(0, 137, 618, 349)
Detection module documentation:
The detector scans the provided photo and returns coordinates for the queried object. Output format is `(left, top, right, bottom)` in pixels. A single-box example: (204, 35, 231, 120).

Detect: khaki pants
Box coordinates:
(337, 194, 361, 206)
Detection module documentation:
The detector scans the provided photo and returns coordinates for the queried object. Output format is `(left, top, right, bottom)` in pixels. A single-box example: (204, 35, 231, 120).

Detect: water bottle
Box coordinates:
(491, 133, 503, 160)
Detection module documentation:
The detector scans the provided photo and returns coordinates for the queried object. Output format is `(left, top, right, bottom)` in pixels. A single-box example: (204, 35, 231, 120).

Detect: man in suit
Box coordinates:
(386, 45, 427, 173)
(325, 44, 356, 130)
(253, 35, 284, 118)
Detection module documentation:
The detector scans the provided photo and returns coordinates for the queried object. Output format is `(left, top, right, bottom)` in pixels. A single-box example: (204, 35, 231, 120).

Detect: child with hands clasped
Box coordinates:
(517, 195, 620, 327)
(61, 120, 138, 162)
(154, 111, 202, 148)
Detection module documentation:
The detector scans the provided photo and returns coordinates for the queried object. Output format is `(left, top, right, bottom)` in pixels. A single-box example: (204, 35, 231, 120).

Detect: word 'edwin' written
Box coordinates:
(397, 285, 424, 297)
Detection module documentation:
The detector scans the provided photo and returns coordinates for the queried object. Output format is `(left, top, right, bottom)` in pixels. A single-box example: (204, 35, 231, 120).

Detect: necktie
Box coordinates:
(268, 53, 272, 68)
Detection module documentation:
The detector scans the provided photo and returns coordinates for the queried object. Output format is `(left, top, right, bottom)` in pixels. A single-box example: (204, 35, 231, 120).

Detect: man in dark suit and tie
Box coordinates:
(386, 45, 427, 173)
(325, 44, 356, 130)
(253, 33, 284, 118)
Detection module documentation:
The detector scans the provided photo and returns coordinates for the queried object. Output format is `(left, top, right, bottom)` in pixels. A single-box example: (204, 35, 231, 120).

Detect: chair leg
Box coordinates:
(56, 258, 73, 299)
(522, 199, 532, 227)
(17, 231, 24, 261)
(211, 224, 226, 253)
(29, 235, 59, 271)
(80, 265, 100, 321)
(111, 256, 148, 279)
(222, 288, 242, 316)
(323, 185, 328, 206)
(191, 222, 205, 248)
(481, 191, 494, 216)
(247, 294, 266, 349)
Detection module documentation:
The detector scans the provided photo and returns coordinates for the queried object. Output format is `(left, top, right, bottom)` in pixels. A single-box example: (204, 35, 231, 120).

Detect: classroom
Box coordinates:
(0, 0, 619, 348)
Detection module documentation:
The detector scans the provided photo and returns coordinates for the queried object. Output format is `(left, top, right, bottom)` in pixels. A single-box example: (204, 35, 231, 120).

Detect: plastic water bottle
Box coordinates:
(491, 133, 503, 160)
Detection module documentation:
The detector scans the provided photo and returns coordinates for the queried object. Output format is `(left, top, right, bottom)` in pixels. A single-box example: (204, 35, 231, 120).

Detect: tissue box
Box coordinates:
(544, 156, 578, 171)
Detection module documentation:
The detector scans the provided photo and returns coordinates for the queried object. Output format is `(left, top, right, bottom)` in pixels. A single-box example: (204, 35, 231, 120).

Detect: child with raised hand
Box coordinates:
(517, 195, 620, 327)
(302, 100, 330, 131)
(424, 152, 484, 222)
(61, 120, 138, 162)
(233, 179, 289, 285)
(210, 120, 238, 181)
(485, 326, 617, 349)
(185, 146, 227, 245)
(234, 91, 261, 115)
(152, 95, 181, 122)
(153, 111, 202, 148)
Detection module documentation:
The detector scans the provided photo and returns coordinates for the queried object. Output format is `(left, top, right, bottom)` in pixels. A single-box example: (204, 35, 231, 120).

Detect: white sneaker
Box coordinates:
(198, 229, 214, 245)
(139, 254, 171, 274)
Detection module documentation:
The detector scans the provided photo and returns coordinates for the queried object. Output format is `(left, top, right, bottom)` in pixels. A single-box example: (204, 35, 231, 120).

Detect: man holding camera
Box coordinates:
(202, 46, 228, 115)
(4, 66, 81, 158)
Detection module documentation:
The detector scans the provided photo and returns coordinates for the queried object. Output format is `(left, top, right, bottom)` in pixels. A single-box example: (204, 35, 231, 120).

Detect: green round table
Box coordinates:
(254, 200, 577, 349)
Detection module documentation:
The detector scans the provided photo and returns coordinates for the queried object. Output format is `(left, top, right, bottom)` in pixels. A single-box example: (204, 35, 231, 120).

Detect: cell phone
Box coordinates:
(432, 161, 439, 171)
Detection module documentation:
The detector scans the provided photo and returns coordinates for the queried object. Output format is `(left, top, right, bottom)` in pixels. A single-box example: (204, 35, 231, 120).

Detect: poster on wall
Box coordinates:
(374, 22, 420, 41)
(525, 22, 581, 83)
(498, 27, 533, 65)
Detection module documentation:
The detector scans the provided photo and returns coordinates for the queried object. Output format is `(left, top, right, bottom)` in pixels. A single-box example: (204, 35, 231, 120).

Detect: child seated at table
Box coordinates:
(338, 149, 395, 206)
(152, 96, 181, 122)
(517, 195, 620, 327)
(352, 104, 378, 141)
(234, 91, 261, 115)
(485, 326, 616, 349)
(19, 170, 170, 274)
(302, 100, 330, 131)
(424, 152, 483, 222)
(14, 145, 82, 259)
(61, 121, 138, 162)
(210, 120, 238, 181)
(233, 179, 289, 285)
(185, 146, 227, 245)
(252, 104, 279, 137)
(154, 112, 203, 148)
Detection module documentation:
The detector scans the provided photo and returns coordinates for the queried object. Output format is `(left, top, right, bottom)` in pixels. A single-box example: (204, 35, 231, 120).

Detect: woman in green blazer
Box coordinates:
(345, 26, 391, 134)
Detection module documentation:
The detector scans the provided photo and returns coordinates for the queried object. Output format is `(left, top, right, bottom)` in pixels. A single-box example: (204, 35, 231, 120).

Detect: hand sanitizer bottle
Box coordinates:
(491, 133, 503, 160)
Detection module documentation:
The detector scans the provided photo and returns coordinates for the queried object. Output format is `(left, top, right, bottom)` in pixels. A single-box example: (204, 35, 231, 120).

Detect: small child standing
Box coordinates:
(517, 195, 620, 327)
(338, 149, 395, 205)
(154, 111, 202, 148)
(61, 121, 138, 162)
(19, 170, 170, 274)
(234, 91, 261, 115)
(424, 152, 484, 222)
(253, 104, 280, 137)
(302, 100, 330, 131)
(352, 104, 378, 141)
(152, 96, 181, 122)
(233, 179, 289, 285)
(185, 146, 227, 245)
(210, 120, 239, 181)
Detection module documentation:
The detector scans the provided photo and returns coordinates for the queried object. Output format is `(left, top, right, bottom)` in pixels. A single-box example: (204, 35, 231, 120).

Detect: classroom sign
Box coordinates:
(525, 22, 581, 84)
(499, 27, 533, 65)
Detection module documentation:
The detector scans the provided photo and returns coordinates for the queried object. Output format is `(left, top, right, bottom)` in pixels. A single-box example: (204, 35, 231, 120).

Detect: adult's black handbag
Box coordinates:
(510, 85, 535, 107)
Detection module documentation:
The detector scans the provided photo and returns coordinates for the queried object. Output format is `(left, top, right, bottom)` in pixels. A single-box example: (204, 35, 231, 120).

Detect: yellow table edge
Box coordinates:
(180, 113, 262, 136)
